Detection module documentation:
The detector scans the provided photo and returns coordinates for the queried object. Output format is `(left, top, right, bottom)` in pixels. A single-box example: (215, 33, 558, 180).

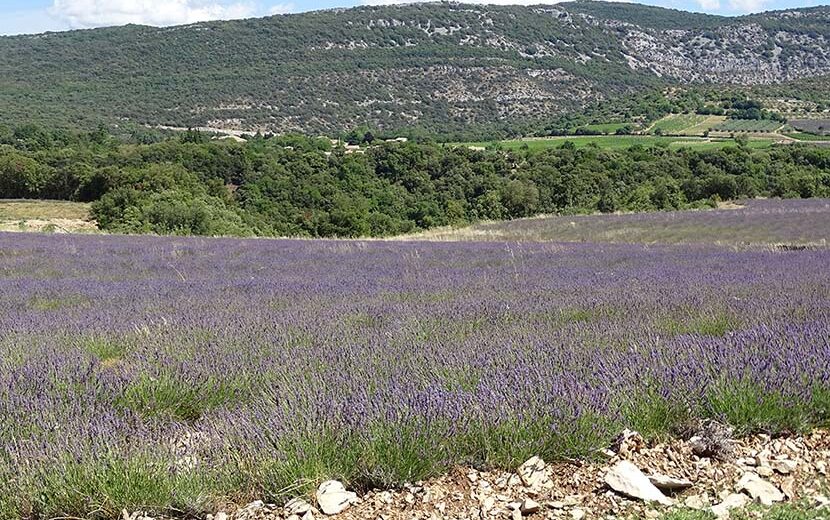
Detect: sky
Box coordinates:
(0, 0, 827, 36)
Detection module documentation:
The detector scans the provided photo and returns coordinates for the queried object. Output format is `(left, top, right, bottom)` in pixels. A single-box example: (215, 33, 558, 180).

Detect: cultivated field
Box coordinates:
(407, 199, 830, 246)
(461, 135, 775, 151)
(1, 198, 829, 518)
(713, 120, 784, 133)
(649, 114, 725, 136)
(789, 119, 830, 136)
(0, 200, 96, 233)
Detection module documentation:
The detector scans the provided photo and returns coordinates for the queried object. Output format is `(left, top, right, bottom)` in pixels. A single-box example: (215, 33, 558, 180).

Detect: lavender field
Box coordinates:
(412, 198, 830, 245)
(1, 228, 829, 518)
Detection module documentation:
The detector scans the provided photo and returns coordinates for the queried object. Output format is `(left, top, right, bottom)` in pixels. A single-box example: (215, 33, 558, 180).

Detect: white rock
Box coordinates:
(285, 497, 314, 516)
(604, 461, 672, 506)
(771, 460, 797, 474)
(520, 498, 541, 514)
(736, 473, 785, 506)
(518, 456, 548, 488)
(570, 508, 586, 520)
(215, 513, 228, 520)
(756, 466, 774, 477)
(481, 496, 495, 511)
(511, 509, 523, 520)
(647, 473, 693, 491)
(710, 494, 750, 519)
(780, 477, 796, 500)
(316, 480, 358, 516)
(683, 494, 709, 510)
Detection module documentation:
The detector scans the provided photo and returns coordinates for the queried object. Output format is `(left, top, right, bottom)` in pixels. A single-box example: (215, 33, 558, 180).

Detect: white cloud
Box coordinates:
(362, 0, 559, 4)
(361, 0, 634, 5)
(49, 0, 266, 29)
(728, 0, 767, 11)
(696, 0, 721, 10)
(268, 3, 295, 15)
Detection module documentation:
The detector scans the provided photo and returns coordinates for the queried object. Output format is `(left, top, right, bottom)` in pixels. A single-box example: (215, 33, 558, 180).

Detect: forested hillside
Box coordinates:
(1, 2, 829, 137)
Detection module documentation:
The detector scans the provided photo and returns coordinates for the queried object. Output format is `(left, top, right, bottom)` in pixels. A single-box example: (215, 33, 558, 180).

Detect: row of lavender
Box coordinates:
(1, 232, 828, 518)
(463, 198, 830, 244)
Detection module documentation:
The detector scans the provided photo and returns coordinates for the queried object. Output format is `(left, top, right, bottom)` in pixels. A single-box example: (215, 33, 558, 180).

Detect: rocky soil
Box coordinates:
(124, 427, 829, 520)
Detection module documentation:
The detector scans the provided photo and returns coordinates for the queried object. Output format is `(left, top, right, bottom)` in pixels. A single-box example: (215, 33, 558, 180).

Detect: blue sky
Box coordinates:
(0, 0, 827, 36)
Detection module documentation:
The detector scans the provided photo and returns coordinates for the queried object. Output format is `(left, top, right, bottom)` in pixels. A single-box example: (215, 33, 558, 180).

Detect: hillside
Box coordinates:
(1, 1, 829, 136)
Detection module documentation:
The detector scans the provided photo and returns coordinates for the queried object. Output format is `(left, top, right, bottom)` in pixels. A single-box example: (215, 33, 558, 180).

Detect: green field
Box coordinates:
(650, 114, 708, 135)
(786, 132, 830, 142)
(461, 135, 775, 151)
(714, 119, 784, 132)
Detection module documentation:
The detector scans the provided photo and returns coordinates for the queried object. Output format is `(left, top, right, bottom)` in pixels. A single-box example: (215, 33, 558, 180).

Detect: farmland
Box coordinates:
(0, 200, 95, 233)
(713, 120, 784, 133)
(460, 135, 775, 151)
(406, 198, 830, 246)
(649, 114, 724, 136)
(790, 119, 830, 136)
(1, 197, 829, 518)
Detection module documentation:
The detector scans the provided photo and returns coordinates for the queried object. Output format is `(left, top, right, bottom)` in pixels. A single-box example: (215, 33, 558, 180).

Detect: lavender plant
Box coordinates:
(0, 222, 828, 518)
(435, 198, 830, 245)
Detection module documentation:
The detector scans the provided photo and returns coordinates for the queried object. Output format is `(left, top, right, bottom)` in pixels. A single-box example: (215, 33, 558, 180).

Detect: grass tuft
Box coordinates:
(706, 379, 808, 435)
(118, 375, 243, 422)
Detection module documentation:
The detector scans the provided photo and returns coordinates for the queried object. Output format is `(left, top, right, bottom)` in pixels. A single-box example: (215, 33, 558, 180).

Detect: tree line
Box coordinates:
(1, 125, 828, 237)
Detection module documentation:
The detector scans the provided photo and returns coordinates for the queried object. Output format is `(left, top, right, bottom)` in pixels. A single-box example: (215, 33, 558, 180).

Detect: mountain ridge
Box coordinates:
(1, 1, 828, 137)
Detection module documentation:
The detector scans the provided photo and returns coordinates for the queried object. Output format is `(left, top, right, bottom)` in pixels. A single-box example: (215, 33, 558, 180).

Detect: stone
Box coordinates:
(481, 496, 495, 511)
(518, 456, 548, 488)
(215, 513, 228, 520)
(647, 474, 693, 491)
(316, 480, 358, 516)
(570, 508, 586, 520)
(780, 477, 796, 500)
(613, 429, 645, 456)
(683, 495, 709, 510)
(520, 499, 541, 514)
(736, 472, 785, 506)
(603, 461, 672, 506)
(771, 460, 797, 474)
(285, 498, 314, 516)
(756, 466, 774, 477)
(710, 493, 751, 519)
(512, 509, 524, 520)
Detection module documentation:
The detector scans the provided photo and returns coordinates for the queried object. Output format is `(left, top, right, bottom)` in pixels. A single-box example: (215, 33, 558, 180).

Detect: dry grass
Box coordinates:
(0, 200, 97, 234)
